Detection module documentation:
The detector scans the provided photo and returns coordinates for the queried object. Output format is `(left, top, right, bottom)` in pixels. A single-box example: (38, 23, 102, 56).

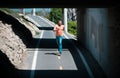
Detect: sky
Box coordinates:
(11, 8, 51, 13)
(25, 8, 51, 13)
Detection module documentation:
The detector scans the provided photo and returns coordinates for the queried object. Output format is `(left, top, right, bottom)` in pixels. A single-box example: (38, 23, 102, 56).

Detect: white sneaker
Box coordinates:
(57, 49, 59, 52)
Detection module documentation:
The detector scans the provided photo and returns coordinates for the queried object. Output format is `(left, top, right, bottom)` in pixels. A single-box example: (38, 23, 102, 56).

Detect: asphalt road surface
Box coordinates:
(20, 15, 92, 78)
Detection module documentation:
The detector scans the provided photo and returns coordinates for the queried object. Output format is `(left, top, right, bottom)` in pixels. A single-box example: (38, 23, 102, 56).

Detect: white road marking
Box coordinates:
(26, 15, 41, 27)
(38, 16, 56, 38)
(30, 30, 44, 78)
(63, 33, 94, 78)
(38, 16, 55, 27)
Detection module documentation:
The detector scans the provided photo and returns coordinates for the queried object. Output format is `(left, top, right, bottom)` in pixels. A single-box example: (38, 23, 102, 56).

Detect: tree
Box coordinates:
(49, 8, 62, 24)
(36, 11, 43, 16)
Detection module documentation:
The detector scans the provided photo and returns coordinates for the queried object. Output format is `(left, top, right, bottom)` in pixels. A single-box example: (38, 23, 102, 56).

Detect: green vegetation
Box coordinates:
(49, 8, 62, 24)
(45, 13, 50, 19)
(36, 31, 40, 35)
(48, 8, 77, 36)
(68, 21, 77, 36)
(36, 11, 43, 16)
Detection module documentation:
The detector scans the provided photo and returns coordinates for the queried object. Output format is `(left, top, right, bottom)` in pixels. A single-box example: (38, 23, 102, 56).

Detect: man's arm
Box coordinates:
(62, 25, 64, 31)
(53, 25, 57, 31)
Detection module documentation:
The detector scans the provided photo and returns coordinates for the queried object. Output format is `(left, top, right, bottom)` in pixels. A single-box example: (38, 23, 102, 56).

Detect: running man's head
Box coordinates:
(58, 20, 62, 26)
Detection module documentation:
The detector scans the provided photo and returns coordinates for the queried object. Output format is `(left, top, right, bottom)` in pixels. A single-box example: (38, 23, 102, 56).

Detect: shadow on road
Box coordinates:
(38, 27, 54, 30)
(45, 52, 59, 56)
(28, 38, 91, 75)
(0, 49, 89, 78)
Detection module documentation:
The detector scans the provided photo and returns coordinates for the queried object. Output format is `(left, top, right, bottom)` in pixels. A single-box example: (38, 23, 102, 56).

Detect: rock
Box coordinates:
(0, 21, 27, 69)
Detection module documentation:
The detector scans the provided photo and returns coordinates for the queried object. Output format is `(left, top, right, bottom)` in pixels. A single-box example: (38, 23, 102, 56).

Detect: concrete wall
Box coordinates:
(77, 8, 120, 78)
(107, 7, 120, 78)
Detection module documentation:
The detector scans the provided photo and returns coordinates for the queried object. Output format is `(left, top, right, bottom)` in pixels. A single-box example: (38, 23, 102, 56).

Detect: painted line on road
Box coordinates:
(63, 33, 94, 78)
(59, 66, 63, 70)
(58, 56, 61, 59)
(30, 30, 44, 78)
(38, 16, 56, 38)
(38, 16, 55, 26)
(26, 15, 41, 27)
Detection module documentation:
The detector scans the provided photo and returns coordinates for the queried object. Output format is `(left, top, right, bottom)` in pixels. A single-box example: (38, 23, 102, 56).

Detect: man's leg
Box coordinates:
(56, 36, 59, 53)
(56, 36, 59, 46)
(59, 36, 63, 54)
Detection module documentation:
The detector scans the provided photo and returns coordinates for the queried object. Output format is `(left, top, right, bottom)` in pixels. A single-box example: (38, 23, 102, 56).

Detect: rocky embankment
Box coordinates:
(0, 21, 27, 69)
(0, 9, 40, 69)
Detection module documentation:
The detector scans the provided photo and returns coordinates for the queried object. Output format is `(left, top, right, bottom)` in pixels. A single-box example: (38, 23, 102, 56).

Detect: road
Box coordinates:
(20, 15, 92, 78)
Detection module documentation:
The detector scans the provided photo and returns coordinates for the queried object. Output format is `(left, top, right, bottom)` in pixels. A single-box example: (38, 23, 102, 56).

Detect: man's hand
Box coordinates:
(53, 25, 57, 32)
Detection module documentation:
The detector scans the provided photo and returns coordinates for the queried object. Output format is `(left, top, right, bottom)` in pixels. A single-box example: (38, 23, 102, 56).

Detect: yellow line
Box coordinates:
(59, 66, 63, 70)
(58, 56, 61, 59)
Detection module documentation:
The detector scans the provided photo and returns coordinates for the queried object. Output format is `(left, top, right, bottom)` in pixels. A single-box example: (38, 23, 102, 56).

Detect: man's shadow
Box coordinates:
(45, 52, 59, 56)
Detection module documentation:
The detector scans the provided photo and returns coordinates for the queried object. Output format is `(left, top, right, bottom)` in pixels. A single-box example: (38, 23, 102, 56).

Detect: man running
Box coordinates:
(53, 20, 64, 56)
